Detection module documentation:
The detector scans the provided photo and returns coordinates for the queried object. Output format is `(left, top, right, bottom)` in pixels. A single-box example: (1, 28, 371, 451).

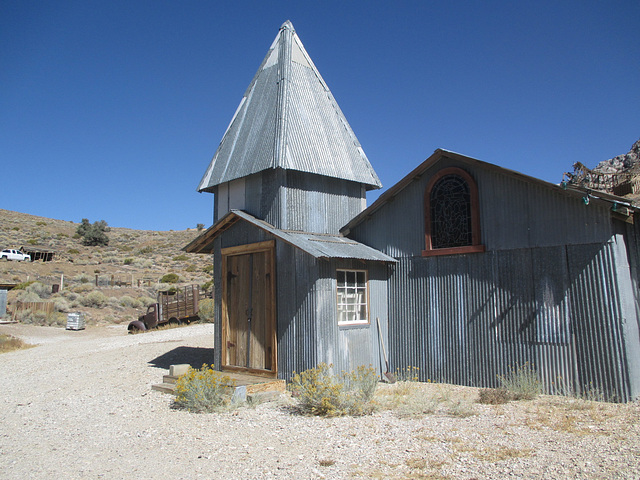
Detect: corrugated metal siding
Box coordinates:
(387, 242, 634, 400)
(276, 252, 388, 380)
(198, 21, 381, 192)
(351, 159, 614, 256)
(284, 170, 365, 234)
(276, 245, 319, 378)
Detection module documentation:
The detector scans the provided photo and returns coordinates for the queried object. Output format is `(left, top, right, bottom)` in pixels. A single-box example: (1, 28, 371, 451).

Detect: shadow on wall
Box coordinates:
(149, 346, 215, 370)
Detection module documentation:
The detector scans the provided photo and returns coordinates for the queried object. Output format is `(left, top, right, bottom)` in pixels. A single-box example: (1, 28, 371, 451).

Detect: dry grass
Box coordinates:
(375, 381, 477, 418)
(0, 334, 34, 353)
(0, 208, 212, 326)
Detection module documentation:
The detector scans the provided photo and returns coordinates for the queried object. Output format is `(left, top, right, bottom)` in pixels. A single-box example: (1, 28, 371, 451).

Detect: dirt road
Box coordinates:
(1, 323, 639, 479)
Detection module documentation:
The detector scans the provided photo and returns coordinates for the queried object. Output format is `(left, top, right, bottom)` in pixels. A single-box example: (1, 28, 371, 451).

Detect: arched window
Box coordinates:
(423, 167, 485, 257)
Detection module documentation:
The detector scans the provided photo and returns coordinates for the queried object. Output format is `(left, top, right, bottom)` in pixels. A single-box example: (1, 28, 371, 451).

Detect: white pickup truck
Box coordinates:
(0, 249, 31, 261)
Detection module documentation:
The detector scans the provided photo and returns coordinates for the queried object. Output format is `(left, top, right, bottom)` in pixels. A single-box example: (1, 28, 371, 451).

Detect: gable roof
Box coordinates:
(184, 210, 396, 263)
(341, 148, 636, 235)
(197, 20, 382, 193)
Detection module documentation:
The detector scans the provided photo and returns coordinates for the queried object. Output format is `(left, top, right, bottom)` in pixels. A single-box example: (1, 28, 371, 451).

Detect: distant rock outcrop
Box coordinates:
(564, 139, 640, 201)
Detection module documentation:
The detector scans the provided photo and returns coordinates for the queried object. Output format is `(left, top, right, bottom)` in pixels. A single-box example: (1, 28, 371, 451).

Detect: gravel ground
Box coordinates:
(1, 323, 639, 479)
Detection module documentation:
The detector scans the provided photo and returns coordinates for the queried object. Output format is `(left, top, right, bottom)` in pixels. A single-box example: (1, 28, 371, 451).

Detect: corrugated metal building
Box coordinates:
(186, 21, 394, 380)
(188, 21, 640, 400)
(343, 149, 640, 401)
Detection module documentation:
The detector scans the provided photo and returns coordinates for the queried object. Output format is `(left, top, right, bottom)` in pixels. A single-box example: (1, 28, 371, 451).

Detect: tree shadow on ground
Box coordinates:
(149, 346, 215, 370)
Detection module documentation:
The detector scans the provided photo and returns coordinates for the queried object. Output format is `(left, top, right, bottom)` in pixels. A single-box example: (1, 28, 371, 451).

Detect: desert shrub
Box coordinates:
(198, 298, 215, 322)
(16, 310, 66, 327)
(138, 296, 155, 307)
(395, 365, 420, 382)
(0, 334, 34, 353)
(203, 265, 214, 274)
(123, 258, 133, 265)
(27, 239, 37, 245)
(81, 291, 108, 308)
(57, 233, 68, 239)
(131, 258, 153, 268)
(16, 291, 42, 303)
(76, 218, 110, 246)
(498, 363, 543, 400)
(185, 264, 197, 272)
(36, 221, 47, 226)
(25, 282, 52, 299)
(52, 297, 71, 313)
(160, 273, 179, 284)
(290, 363, 378, 416)
(73, 274, 92, 284)
(11, 226, 19, 231)
(173, 364, 236, 413)
(197, 223, 205, 231)
(68, 248, 80, 254)
(119, 296, 142, 309)
(172, 254, 189, 261)
(72, 283, 93, 293)
(478, 387, 512, 405)
(202, 280, 213, 292)
(138, 246, 153, 255)
(13, 281, 35, 290)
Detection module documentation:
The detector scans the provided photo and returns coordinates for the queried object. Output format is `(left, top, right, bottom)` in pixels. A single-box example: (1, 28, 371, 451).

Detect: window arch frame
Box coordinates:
(422, 167, 485, 257)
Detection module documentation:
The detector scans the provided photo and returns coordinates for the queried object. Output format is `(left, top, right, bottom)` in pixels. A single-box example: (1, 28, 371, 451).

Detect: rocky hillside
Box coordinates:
(565, 138, 640, 202)
(592, 138, 640, 176)
(0, 209, 213, 326)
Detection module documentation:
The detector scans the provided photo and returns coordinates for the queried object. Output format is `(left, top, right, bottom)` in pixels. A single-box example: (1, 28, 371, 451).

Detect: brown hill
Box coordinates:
(0, 209, 212, 326)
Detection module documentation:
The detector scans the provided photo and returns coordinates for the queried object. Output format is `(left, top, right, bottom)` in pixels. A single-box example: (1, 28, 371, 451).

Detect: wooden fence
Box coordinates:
(13, 301, 55, 319)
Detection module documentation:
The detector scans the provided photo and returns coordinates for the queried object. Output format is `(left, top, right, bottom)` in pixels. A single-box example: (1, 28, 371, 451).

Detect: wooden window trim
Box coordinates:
(422, 167, 485, 257)
(336, 269, 370, 326)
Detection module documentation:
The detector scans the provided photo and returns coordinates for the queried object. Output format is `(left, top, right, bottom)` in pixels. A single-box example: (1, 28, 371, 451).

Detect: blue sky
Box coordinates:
(1, 1, 638, 231)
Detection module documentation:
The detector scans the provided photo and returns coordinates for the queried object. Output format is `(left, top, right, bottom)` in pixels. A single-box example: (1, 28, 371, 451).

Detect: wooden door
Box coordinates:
(222, 241, 276, 375)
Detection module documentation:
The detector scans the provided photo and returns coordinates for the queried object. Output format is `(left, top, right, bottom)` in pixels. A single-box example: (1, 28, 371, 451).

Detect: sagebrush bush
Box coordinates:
(498, 363, 543, 400)
(16, 310, 66, 327)
(119, 296, 142, 309)
(290, 363, 378, 416)
(81, 291, 108, 308)
(198, 298, 215, 322)
(26, 282, 52, 299)
(478, 387, 512, 405)
(17, 291, 42, 303)
(160, 273, 179, 284)
(173, 364, 236, 413)
(53, 297, 71, 312)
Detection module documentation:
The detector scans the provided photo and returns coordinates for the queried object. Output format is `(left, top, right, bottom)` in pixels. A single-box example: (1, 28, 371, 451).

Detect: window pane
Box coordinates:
(336, 269, 368, 324)
(430, 174, 472, 249)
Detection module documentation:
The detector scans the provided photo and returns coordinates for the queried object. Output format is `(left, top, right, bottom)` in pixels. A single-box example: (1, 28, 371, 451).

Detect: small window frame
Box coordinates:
(422, 167, 485, 257)
(336, 269, 369, 326)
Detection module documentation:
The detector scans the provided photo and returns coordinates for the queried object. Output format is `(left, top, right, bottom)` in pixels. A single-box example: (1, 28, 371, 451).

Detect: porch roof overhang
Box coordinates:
(184, 210, 397, 263)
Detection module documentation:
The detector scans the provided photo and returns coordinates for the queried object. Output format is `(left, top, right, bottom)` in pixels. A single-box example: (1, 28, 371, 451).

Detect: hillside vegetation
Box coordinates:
(0, 209, 213, 326)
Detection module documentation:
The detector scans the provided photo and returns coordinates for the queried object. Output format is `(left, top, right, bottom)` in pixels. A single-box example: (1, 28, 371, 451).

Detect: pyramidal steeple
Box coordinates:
(198, 20, 381, 193)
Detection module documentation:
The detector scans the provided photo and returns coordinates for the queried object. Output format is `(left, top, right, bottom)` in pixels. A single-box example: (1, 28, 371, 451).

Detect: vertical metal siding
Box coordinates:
(387, 242, 634, 400)
(351, 160, 614, 256)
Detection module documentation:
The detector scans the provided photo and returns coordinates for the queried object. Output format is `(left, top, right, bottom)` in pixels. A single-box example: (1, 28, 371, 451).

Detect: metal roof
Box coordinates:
(198, 20, 381, 192)
(184, 210, 396, 263)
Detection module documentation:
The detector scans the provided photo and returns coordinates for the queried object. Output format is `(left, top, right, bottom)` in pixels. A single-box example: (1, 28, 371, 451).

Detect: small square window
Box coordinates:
(336, 269, 368, 324)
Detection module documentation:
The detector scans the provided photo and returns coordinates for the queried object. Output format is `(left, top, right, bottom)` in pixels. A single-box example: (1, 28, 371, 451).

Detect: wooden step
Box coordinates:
(151, 369, 286, 401)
